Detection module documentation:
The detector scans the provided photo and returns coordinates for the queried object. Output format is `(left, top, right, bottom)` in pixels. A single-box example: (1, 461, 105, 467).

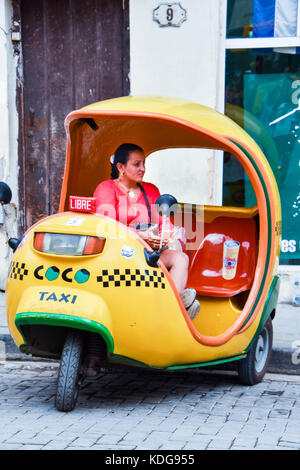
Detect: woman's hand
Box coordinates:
(138, 225, 169, 250)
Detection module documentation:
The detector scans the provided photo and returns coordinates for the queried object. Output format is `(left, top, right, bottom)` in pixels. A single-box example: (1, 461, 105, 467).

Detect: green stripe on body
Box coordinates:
(15, 312, 114, 354)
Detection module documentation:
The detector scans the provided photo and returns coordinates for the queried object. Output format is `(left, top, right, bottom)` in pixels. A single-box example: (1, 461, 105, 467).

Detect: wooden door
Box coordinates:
(13, 0, 129, 232)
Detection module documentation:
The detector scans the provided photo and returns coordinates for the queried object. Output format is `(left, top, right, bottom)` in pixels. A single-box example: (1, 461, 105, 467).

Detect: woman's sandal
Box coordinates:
(187, 299, 200, 320)
(180, 288, 200, 321)
(179, 288, 197, 309)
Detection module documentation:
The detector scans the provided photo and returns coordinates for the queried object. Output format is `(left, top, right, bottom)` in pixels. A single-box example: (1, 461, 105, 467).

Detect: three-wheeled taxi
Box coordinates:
(5, 96, 281, 411)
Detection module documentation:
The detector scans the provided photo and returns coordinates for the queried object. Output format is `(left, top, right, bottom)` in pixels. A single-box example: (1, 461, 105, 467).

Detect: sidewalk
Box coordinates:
(269, 302, 300, 374)
(0, 301, 300, 375)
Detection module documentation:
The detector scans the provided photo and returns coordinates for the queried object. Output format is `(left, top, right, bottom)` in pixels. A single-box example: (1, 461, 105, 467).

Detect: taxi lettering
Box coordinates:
(39, 291, 77, 304)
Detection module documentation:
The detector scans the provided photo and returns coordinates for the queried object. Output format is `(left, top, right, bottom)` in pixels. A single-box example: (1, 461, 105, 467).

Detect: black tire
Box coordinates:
(237, 318, 273, 385)
(55, 330, 83, 412)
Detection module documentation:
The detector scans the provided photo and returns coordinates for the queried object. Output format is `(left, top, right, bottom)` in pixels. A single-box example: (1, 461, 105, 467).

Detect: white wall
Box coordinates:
(130, 0, 223, 105)
(0, 0, 18, 330)
(129, 1, 299, 304)
(130, 0, 226, 205)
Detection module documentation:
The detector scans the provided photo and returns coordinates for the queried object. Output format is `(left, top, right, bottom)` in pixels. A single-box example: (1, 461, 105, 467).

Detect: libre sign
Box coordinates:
(69, 196, 96, 213)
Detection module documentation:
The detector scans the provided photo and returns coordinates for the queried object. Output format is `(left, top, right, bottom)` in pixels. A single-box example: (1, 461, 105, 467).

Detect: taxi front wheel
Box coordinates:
(237, 318, 273, 385)
(55, 330, 84, 412)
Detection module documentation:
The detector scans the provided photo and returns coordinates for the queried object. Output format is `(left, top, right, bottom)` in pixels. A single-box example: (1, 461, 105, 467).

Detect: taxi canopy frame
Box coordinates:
(60, 96, 281, 347)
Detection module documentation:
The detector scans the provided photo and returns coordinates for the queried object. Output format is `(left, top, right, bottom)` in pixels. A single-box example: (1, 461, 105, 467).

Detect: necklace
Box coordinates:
(117, 180, 138, 200)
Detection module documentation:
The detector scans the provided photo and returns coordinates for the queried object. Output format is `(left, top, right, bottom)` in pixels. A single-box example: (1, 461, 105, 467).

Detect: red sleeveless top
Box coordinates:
(93, 180, 163, 227)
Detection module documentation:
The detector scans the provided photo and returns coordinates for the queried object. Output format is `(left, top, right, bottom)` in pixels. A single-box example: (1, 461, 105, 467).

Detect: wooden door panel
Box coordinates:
(16, 0, 129, 231)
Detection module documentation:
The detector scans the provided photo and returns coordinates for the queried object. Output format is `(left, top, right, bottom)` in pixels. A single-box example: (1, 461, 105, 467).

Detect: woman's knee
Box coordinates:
(171, 250, 189, 269)
(179, 251, 189, 269)
(161, 249, 189, 270)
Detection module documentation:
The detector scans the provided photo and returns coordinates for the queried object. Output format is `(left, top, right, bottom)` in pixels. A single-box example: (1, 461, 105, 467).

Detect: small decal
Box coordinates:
(120, 245, 135, 259)
(17, 233, 30, 250)
(66, 216, 86, 226)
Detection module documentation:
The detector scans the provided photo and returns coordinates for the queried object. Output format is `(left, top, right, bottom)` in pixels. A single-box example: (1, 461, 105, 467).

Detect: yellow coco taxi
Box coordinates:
(5, 96, 281, 411)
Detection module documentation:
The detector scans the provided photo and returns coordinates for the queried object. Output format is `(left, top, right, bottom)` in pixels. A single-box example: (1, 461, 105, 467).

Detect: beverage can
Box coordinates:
(222, 240, 240, 280)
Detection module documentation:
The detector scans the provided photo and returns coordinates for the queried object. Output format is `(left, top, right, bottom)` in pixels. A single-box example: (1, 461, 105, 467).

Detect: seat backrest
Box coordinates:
(184, 210, 258, 297)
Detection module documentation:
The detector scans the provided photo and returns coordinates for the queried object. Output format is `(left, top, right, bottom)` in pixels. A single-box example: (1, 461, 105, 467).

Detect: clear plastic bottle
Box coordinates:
(292, 280, 300, 307)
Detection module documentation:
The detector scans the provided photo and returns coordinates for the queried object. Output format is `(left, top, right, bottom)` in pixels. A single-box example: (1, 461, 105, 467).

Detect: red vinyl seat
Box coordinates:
(186, 216, 258, 297)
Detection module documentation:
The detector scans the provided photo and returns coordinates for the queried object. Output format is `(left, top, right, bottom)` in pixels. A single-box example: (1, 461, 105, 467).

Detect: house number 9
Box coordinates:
(166, 8, 174, 21)
(153, 3, 187, 27)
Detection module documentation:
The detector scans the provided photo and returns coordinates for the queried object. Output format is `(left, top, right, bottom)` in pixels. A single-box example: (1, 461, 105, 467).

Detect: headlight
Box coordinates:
(34, 232, 105, 256)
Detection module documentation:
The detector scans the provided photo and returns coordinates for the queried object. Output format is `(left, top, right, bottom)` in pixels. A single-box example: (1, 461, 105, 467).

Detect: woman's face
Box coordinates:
(119, 150, 146, 183)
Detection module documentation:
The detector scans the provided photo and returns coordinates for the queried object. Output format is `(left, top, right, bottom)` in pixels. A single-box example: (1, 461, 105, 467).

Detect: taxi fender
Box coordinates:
(14, 286, 114, 353)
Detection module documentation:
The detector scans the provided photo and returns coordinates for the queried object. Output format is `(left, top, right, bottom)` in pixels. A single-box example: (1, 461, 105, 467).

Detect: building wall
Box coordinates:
(0, 0, 19, 332)
(130, 0, 226, 206)
(130, 0, 225, 106)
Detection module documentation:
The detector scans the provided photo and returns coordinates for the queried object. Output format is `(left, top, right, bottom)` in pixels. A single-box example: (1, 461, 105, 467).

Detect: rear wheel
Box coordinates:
(55, 330, 84, 412)
(237, 318, 273, 385)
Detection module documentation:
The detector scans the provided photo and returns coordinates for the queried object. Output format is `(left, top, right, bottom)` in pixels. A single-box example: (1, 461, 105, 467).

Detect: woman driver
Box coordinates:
(81, 144, 201, 376)
(93, 143, 200, 320)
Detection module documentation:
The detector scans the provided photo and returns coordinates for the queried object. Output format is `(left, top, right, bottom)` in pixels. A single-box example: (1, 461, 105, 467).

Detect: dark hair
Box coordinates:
(110, 143, 143, 179)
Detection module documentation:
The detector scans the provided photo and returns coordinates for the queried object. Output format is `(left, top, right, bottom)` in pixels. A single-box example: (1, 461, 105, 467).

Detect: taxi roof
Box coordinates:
(60, 95, 279, 212)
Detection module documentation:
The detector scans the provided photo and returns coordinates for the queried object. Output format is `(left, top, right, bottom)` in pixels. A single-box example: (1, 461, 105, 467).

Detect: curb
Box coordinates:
(1, 334, 299, 375)
(0, 334, 57, 363)
(268, 347, 300, 375)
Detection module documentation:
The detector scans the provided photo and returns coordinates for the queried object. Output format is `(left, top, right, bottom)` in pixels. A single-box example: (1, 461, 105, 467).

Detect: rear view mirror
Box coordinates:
(155, 194, 178, 217)
(0, 182, 12, 205)
(0, 182, 12, 226)
(154, 194, 178, 253)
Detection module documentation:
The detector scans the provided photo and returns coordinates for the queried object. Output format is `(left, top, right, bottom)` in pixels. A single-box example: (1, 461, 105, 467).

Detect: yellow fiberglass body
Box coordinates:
(6, 96, 281, 372)
(6, 211, 268, 369)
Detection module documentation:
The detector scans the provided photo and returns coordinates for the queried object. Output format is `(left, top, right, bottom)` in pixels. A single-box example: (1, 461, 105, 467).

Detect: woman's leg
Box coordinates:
(160, 249, 200, 320)
(159, 249, 189, 293)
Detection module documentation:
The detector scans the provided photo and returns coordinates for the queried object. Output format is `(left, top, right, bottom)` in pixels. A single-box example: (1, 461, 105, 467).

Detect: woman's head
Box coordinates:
(110, 143, 145, 183)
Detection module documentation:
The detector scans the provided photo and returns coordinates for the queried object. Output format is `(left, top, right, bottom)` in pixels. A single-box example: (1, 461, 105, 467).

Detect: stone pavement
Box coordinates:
(0, 361, 299, 450)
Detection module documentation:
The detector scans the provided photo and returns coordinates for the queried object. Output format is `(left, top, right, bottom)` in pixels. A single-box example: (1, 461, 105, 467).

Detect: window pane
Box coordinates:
(227, 0, 299, 39)
(225, 48, 300, 264)
(227, 0, 253, 38)
(145, 148, 222, 206)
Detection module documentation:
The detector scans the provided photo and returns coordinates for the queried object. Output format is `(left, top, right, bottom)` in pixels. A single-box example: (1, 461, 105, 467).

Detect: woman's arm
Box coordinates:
(93, 181, 117, 219)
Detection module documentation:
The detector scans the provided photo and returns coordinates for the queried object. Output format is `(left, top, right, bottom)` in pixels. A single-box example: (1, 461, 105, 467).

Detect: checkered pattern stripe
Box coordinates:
(9, 261, 29, 281)
(97, 269, 166, 289)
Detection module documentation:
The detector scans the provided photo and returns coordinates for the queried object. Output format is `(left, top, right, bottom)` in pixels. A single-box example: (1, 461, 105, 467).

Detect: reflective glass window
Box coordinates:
(225, 48, 300, 264)
(227, 0, 299, 39)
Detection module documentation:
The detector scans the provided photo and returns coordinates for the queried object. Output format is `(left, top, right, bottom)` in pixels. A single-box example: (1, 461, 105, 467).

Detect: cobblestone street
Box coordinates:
(0, 361, 299, 450)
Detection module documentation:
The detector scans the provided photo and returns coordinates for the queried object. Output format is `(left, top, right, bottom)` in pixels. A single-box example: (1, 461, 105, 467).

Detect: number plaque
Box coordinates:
(153, 3, 187, 27)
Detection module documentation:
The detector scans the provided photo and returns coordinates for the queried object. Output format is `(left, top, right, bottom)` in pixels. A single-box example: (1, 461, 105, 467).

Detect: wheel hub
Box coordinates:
(255, 328, 269, 373)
